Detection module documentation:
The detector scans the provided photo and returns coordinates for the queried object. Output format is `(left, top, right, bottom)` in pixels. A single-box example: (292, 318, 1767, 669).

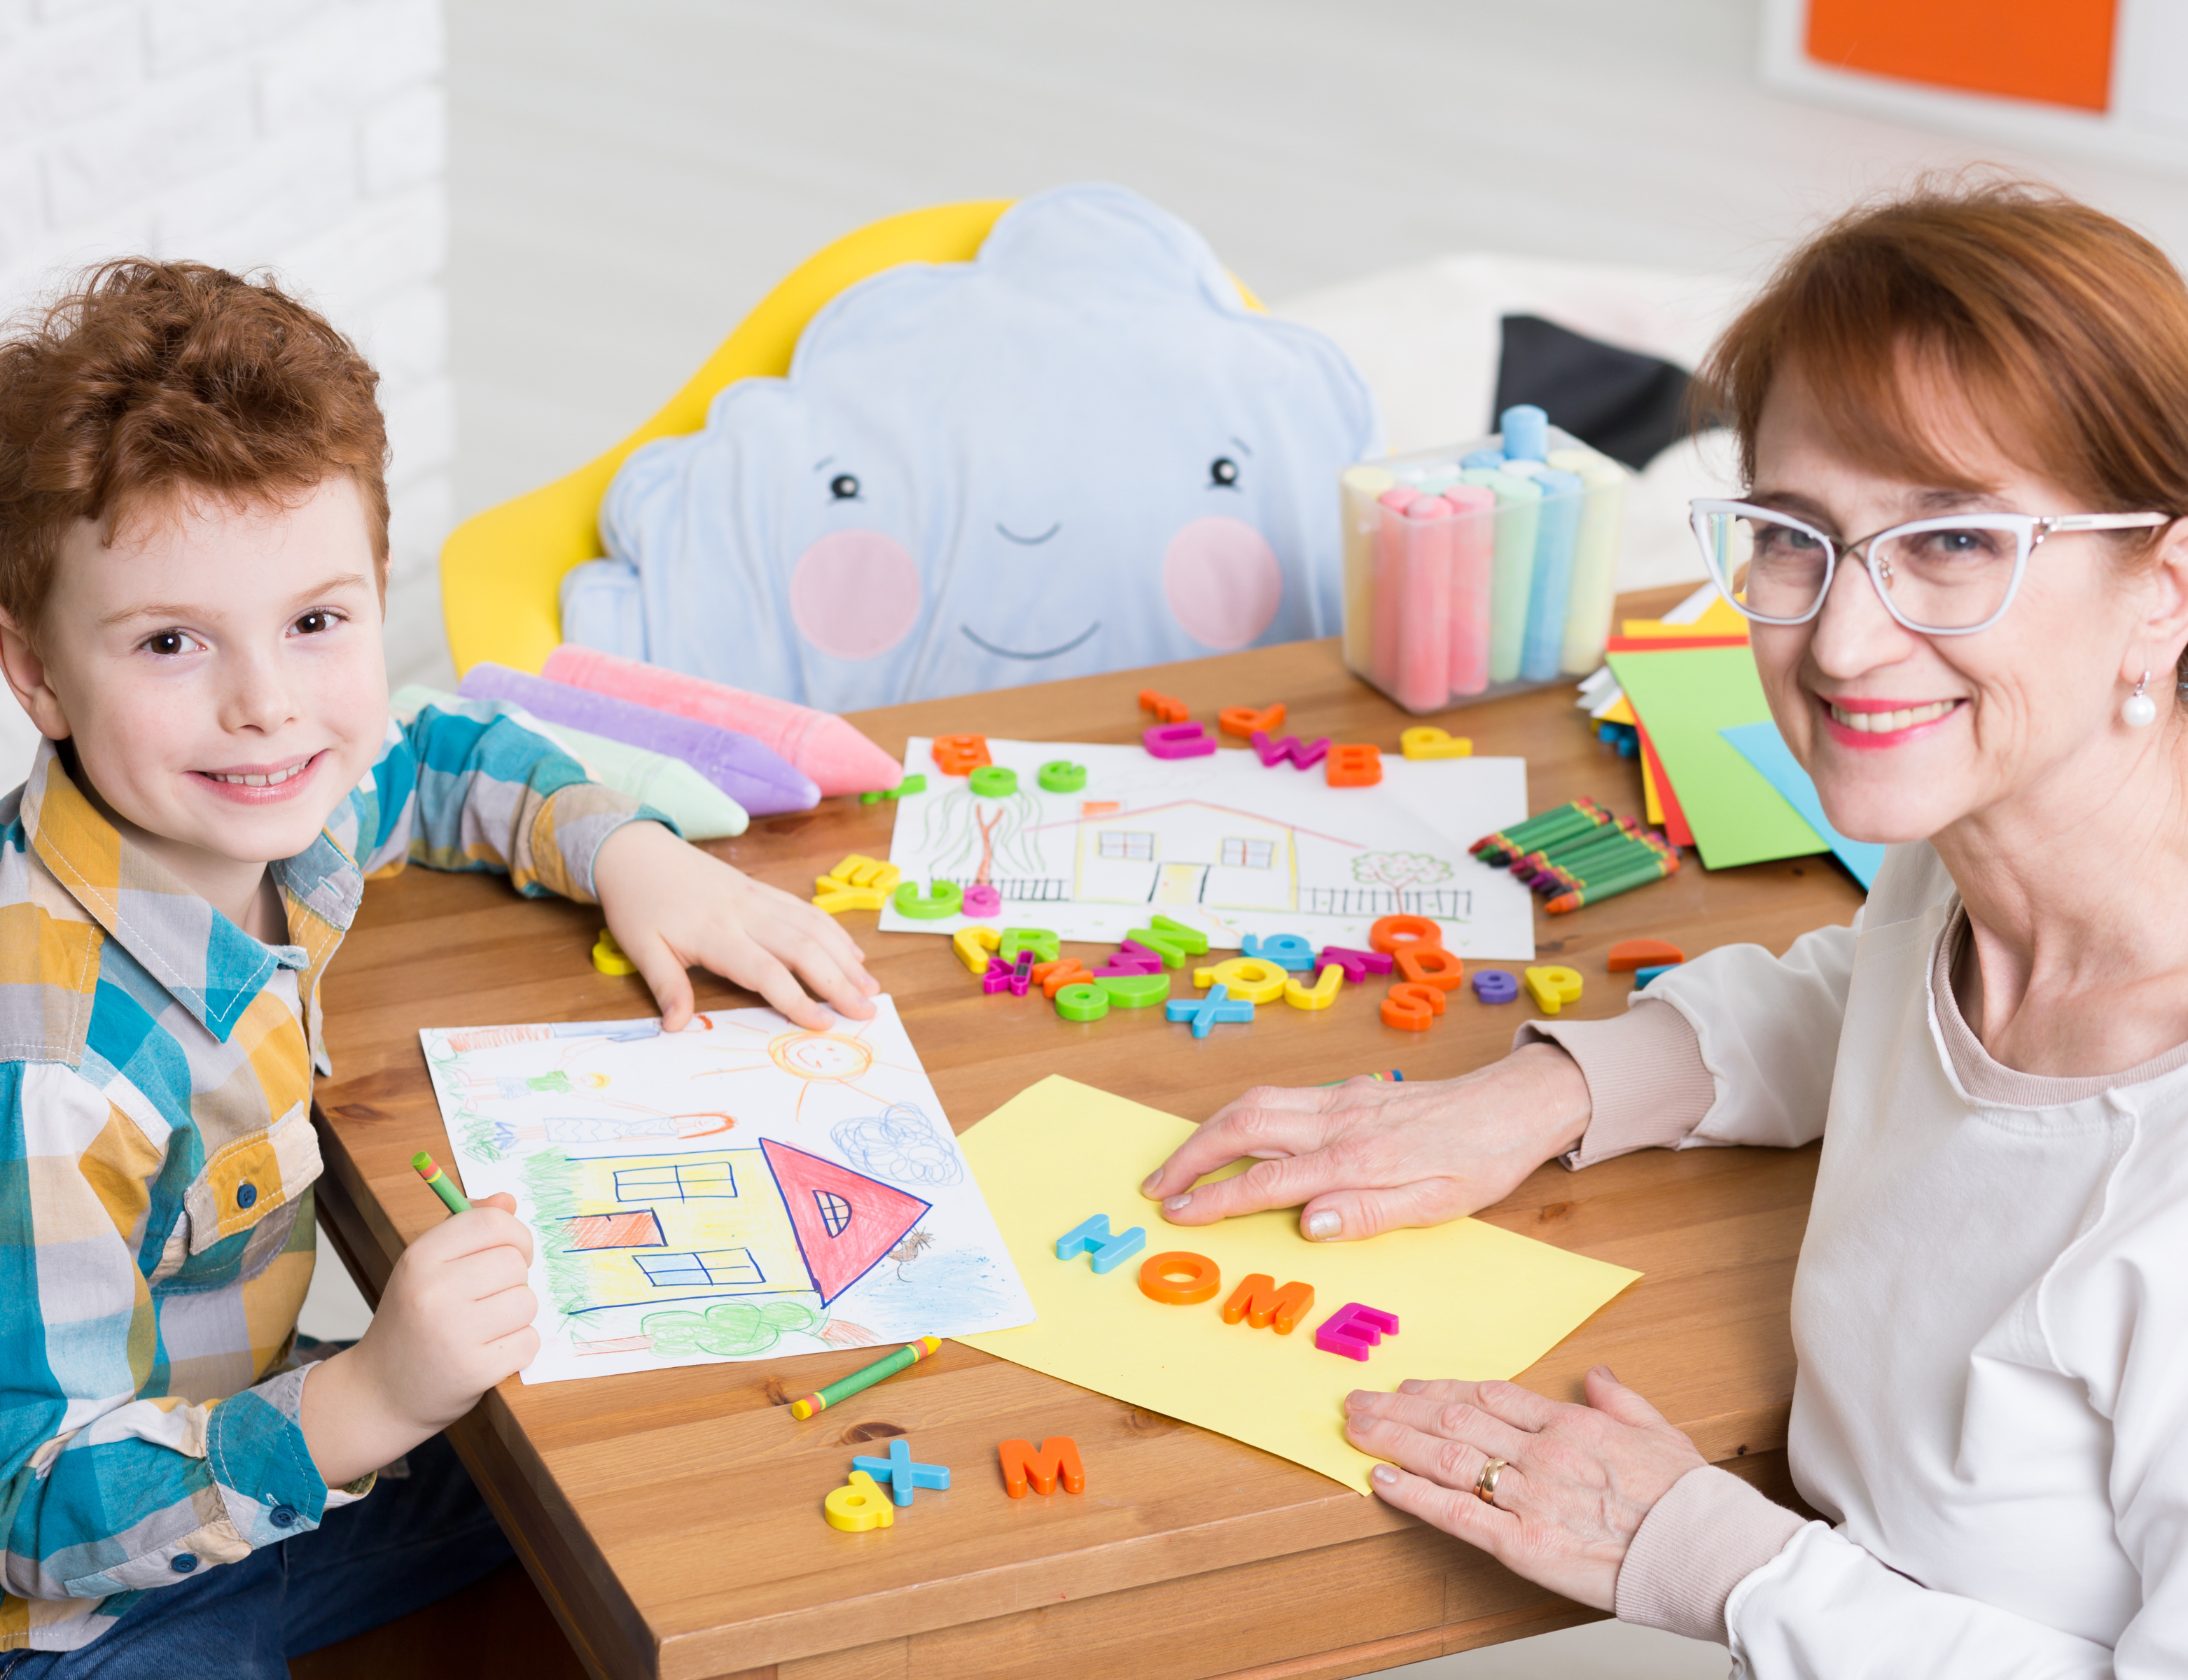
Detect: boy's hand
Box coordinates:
(300, 1193, 536, 1488)
(592, 821, 880, 1032)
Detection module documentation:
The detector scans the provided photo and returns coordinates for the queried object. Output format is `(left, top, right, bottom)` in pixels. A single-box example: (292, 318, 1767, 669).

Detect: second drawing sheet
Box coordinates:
(877, 737, 1535, 958)
(420, 997, 1034, 1384)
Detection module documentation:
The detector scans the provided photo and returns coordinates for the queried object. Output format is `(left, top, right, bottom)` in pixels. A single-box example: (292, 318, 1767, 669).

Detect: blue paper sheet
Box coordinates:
(1717, 722, 1886, 890)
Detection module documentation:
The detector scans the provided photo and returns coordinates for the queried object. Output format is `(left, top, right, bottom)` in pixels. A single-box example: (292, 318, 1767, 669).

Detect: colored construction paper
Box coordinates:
(1635, 722, 1693, 848)
(957, 1077, 1641, 1494)
(1622, 601, 1750, 640)
(1719, 722, 1885, 890)
(1605, 646, 1827, 869)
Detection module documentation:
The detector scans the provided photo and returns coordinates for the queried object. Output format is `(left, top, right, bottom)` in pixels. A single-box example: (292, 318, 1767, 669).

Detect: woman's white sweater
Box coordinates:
(1530, 840, 2188, 1676)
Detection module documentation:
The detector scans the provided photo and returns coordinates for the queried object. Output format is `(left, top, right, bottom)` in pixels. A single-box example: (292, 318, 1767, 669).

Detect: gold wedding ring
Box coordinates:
(1473, 1457, 1507, 1505)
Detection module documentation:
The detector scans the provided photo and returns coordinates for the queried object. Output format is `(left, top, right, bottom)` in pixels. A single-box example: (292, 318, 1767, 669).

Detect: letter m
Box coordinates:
(998, 1436, 1085, 1497)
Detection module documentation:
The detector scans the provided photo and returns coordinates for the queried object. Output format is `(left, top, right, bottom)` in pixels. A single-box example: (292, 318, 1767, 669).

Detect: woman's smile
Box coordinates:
(1816, 693, 1965, 748)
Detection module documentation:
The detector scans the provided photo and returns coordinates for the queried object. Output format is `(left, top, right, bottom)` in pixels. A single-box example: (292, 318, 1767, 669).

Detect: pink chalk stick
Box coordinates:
(1315, 1303, 1400, 1362)
(1249, 731, 1330, 770)
(1144, 722, 1215, 760)
(542, 643, 902, 799)
(1445, 484, 1496, 698)
(1316, 946, 1395, 983)
(1390, 494, 1453, 713)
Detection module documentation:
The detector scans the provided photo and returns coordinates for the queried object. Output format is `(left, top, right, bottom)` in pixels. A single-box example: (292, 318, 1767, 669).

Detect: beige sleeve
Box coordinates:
(1614, 1465, 1810, 1644)
(1514, 998, 1716, 1168)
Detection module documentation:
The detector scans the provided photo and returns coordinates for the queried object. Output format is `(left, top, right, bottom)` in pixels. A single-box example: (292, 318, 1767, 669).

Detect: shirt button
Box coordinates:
(171, 1553, 198, 1573)
(235, 1182, 258, 1210)
(270, 1505, 298, 1530)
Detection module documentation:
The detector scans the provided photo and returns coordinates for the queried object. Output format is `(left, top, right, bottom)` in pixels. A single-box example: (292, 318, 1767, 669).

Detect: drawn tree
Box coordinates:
(1351, 851, 1454, 892)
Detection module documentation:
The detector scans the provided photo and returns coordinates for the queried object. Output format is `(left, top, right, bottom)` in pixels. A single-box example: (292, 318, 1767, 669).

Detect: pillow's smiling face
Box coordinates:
(600, 184, 1379, 710)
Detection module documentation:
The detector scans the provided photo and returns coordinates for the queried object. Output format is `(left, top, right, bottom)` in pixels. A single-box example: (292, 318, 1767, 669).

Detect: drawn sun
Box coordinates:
(767, 1030, 877, 1083)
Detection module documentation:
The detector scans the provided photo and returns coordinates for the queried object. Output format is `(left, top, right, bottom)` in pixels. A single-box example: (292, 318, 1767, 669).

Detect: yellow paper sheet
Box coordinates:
(1622, 596, 1750, 640)
(957, 1077, 1640, 1493)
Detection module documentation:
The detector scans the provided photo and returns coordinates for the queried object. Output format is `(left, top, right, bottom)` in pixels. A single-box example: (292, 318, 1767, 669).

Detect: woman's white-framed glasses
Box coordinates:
(1689, 500, 2172, 634)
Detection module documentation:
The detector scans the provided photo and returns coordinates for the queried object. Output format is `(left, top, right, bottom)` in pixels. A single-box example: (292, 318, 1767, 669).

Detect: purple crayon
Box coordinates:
(542, 644, 901, 798)
(459, 662, 821, 816)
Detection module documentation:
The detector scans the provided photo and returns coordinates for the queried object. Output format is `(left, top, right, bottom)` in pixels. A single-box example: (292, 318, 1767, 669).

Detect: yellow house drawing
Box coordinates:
(558, 1140, 929, 1312)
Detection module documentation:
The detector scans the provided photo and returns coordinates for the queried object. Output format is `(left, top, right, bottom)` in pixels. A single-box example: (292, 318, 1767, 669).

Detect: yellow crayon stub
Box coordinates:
(1524, 965, 1584, 1014)
(1283, 963, 1344, 1010)
(1191, 957, 1288, 1004)
(592, 929, 637, 976)
(824, 1470, 895, 1532)
(1400, 726, 1473, 760)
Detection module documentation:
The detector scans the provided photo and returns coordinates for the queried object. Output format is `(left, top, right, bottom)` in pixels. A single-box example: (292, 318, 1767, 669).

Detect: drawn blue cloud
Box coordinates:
(568, 183, 1381, 710)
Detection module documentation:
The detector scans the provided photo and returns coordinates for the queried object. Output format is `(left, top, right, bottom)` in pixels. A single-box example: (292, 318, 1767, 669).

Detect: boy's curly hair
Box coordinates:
(0, 259, 389, 642)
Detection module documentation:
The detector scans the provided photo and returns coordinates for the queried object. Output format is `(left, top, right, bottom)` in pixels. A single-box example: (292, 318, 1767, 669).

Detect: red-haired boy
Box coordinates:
(0, 262, 877, 1673)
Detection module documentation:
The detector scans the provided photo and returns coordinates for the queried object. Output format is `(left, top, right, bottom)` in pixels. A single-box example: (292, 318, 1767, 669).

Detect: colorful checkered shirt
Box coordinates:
(0, 699, 659, 1653)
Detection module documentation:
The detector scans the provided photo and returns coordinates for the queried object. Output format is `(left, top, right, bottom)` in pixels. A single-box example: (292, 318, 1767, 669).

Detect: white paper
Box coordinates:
(876, 738, 1535, 960)
(419, 996, 1034, 1384)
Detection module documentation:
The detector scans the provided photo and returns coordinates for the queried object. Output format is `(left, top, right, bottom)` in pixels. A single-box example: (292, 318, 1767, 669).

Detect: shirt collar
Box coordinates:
(20, 739, 356, 1043)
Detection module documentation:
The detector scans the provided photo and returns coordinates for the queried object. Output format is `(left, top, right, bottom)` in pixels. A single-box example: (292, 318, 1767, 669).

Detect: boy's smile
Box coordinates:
(0, 474, 389, 934)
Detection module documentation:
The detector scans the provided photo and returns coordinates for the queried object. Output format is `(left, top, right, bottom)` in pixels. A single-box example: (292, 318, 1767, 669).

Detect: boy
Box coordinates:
(0, 260, 878, 1674)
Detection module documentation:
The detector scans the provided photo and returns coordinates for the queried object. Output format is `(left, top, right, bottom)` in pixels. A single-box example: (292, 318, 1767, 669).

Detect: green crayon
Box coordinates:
(411, 1150, 471, 1214)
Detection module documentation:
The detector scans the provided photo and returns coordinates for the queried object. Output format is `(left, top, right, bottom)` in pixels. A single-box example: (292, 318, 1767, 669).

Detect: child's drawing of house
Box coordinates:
(558, 1139, 928, 1312)
(1055, 800, 1340, 910)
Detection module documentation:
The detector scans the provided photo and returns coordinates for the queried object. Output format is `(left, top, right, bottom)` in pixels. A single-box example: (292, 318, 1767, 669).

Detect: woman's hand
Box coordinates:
(1139, 1043, 1592, 1240)
(1345, 1370, 1707, 1609)
(592, 821, 880, 1031)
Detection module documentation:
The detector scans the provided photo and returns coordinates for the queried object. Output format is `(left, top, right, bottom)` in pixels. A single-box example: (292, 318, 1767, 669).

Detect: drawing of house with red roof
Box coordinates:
(556, 1138, 928, 1312)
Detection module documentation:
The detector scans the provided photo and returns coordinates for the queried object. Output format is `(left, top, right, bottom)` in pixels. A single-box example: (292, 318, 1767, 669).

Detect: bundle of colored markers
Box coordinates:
(1470, 799, 1680, 914)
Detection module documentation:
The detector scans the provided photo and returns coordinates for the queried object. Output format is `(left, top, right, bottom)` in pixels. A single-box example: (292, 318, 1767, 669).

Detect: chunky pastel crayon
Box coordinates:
(541, 643, 901, 799)
(459, 662, 821, 816)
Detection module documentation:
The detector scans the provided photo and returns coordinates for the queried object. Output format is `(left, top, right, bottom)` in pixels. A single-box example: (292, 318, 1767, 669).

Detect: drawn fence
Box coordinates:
(1299, 887, 1474, 918)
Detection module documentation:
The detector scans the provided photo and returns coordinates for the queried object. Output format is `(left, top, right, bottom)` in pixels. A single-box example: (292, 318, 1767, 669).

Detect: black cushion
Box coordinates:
(1493, 314, 1725, 470)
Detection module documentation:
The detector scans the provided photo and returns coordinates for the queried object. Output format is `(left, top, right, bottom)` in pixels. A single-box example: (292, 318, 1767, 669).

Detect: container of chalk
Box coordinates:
(1339, 407, 1630, 713)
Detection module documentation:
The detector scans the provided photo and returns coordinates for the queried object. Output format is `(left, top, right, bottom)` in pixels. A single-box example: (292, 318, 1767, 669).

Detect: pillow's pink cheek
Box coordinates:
(789, 530, 922, 659)
(1162, 517, 1283, 650)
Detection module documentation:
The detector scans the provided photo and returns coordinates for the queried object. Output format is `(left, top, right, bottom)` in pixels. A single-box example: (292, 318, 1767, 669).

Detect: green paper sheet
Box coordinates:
(1604, 645, 1827, 869)
(957, 1076, 1641, 1493)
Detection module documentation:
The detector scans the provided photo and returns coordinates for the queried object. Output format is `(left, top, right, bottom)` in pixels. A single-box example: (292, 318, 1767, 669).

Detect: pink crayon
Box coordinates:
(541, 644, 902, 799)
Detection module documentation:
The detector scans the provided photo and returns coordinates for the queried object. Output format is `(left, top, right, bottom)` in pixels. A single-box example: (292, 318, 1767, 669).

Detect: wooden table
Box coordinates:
(312, 594, 1858, 1680)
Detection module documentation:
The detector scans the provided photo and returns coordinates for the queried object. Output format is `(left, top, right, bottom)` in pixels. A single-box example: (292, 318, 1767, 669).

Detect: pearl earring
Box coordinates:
(2124, 669, 2159, 728)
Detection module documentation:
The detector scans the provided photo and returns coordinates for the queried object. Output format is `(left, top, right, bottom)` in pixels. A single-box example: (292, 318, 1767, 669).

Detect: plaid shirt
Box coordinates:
(0, 699, 658, 1653)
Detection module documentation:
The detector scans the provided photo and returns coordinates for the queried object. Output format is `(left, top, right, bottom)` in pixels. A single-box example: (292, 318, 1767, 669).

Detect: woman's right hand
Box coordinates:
(1139, 1043, 1593, 1242)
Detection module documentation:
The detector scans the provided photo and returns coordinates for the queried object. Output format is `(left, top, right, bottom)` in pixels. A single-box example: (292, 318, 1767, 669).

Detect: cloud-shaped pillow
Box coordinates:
(567, 183, 1380, 710)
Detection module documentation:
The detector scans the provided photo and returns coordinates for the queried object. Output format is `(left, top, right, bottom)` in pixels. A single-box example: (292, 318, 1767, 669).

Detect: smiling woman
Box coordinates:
(1138, 177, 2188, 1679)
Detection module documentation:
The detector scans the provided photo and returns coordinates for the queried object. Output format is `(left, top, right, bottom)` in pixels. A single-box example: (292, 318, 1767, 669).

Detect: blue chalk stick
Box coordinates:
(1500, 404, 1549, 462)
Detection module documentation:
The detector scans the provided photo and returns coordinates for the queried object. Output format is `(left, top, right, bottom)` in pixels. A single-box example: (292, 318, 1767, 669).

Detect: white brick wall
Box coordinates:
(0, 0, 455, 798)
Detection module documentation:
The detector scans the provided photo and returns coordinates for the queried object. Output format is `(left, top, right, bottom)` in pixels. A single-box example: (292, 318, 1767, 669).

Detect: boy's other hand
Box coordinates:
(592, 821, 881, 1032)
(300, 1192, 536, 1488)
